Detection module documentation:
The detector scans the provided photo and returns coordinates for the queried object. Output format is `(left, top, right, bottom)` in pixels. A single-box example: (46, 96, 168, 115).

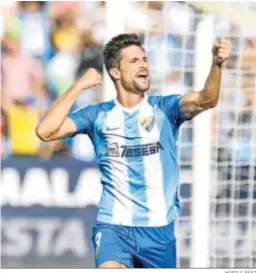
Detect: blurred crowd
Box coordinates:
(1, 1, 105, 160)
(1, 1, 255, 167)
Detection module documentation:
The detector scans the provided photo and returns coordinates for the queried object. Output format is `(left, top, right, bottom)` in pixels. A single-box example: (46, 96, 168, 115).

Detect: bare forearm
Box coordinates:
(36, 68, 102, 141)
(36, 84, 81, 138)
(199, 39, 232, 110)
(200, 60, 222, 108)
(179, 40, 231, 120)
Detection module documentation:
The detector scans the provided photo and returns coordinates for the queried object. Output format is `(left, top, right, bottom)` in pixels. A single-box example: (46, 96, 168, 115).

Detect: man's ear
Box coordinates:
(110, 68, 120, 81)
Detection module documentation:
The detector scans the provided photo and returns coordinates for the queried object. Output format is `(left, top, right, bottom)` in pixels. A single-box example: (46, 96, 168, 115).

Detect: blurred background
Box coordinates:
(1, 1, 255, 268)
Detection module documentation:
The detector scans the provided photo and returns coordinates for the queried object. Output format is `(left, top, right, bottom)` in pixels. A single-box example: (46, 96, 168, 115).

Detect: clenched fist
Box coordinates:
(75, 68, 102, 90)
(212, 39, 232, 65)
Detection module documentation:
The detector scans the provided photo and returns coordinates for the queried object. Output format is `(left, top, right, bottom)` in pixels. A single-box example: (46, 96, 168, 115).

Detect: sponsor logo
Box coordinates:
(107, 143, 120, 157)
(107, 142, 163, 158)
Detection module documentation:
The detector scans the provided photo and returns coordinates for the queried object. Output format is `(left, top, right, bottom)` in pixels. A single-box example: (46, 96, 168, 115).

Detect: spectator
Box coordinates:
(1, 33, 51, 156)
(52, 13, 81, 53)
(46, 12, 82, 98)
(18, 1, 52, 64)
(77, 31, 103, 76)
(1, 34, 47, 105)
(49, 1, 80, 21)
(5, 100, 41, 156)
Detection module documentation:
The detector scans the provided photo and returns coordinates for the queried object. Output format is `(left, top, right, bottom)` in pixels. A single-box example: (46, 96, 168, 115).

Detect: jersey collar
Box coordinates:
(114, 95, 148, 114)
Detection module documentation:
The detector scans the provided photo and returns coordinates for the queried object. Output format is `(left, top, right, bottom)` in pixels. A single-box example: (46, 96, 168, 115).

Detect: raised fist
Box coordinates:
(212, 39, 232, 65)
(75, 68, 102, 90)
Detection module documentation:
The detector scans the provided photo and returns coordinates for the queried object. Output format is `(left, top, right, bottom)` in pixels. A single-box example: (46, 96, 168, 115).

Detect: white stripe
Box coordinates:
(139, 103, 167, 226)
(106, 107, 133, 225)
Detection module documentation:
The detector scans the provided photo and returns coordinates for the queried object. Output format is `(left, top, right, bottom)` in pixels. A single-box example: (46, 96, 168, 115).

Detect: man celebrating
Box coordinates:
(36, 34, 232, 268)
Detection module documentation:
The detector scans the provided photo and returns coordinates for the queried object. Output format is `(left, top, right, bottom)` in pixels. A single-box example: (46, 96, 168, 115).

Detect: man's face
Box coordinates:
(24, 1, 41, 13)
(117, 45, 150, 93)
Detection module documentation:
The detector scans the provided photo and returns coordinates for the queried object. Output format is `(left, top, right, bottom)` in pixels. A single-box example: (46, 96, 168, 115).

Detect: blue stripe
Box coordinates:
(124, 111, 149, 225)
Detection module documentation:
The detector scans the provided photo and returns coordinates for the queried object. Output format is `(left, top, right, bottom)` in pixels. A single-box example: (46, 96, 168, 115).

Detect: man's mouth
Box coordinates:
(138, 75, 148, 79)
(137, 71, 149, 80)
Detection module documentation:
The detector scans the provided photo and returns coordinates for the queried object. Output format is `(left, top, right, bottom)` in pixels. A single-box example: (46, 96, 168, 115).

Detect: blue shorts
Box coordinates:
(92, 221, 176, 268)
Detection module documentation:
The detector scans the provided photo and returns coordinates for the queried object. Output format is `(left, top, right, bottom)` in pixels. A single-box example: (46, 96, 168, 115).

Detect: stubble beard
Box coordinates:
(120, 77, 150, 95)
(133, 78, 150, 94)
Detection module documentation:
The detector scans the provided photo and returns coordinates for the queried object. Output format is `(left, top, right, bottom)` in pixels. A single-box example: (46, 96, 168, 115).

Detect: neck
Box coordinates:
(116, 85, 146, 109)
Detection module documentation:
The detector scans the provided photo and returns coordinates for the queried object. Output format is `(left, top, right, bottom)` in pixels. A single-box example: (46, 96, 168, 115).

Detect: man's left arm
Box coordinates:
(179, 39, 232, 120)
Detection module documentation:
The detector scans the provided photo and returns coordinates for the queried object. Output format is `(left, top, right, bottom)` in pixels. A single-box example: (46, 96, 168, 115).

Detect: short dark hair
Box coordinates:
(103, 33, 142, 75)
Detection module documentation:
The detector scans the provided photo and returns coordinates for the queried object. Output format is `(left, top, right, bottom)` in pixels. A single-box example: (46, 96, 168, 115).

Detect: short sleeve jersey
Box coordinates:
(69, 95, 186, 226)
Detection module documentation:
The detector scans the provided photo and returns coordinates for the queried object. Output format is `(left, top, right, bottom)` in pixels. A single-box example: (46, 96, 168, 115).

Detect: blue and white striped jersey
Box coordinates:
(69, 95, 186, 227)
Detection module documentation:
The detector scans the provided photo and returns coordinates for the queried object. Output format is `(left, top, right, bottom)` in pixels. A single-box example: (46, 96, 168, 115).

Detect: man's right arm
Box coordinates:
(36, 68, 102, 142)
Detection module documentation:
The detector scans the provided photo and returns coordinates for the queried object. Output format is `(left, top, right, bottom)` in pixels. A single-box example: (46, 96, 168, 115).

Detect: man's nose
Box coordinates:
(140, 60, 149, 70)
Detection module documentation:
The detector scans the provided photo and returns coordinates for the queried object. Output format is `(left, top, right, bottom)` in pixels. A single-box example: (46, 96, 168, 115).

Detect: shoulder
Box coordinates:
(148, 94, 186, 127)
(68, 100, 116, 134)
(148, 94, 183, 109)
(97, 100, 116, 112)
(88, 100, 115, 113)
(74, 100, 115, 118)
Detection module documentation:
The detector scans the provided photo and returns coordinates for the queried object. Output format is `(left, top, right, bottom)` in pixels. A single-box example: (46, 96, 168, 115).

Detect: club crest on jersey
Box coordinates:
(139, 116, 155, 132)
